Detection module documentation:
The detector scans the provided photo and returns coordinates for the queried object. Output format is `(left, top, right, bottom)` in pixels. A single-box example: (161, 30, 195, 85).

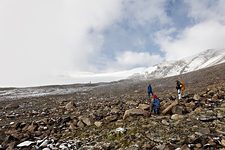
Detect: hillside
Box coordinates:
(0, 63, 225, 149)
(94, 62, 225, 97)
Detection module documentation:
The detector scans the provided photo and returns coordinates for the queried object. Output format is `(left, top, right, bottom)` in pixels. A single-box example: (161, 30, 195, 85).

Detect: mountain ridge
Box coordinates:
(130, 49, 225, 80)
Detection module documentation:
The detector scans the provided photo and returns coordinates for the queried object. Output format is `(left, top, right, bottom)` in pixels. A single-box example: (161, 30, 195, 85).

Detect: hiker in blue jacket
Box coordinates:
(152, 94, 160, 114)
(147, 84, 153, 98)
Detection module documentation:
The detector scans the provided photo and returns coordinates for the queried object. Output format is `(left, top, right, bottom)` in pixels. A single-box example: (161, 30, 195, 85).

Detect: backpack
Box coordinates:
(181, 81, 185, 92)
(153, 98, 160, 107)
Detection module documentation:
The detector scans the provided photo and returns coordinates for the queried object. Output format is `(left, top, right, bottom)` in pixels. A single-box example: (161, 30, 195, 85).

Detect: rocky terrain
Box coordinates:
(0, 63, 225, 150)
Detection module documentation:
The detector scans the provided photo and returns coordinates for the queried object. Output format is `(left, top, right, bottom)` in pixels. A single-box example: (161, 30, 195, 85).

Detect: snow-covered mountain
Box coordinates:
(1, 49, 224, 100)
(131, 49, 225, 79)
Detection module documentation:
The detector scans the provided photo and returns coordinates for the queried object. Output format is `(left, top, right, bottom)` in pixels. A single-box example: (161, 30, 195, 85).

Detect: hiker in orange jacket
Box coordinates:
(176, 80, 185, 99)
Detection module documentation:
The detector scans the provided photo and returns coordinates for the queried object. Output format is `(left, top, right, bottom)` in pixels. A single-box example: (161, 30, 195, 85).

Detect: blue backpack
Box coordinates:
(153, 98, 160, 107)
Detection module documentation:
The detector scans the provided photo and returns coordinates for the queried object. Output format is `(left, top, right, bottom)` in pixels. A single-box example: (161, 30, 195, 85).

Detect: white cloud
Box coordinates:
(3, 0, 225, 87)
(155, 21, 225, 60)
(62, 0, 123, 71)
(0, 0, 122, 87)
(62, 50, 163, 83)
(184, 0, 225, 23)
(115, 51, 163, 69)
(154, 0, 225, 60)
(0, 0, 171, 87)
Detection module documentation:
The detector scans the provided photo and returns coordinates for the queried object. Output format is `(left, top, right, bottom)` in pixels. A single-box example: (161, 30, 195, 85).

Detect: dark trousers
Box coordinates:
(148, 92, 153, 98)
(153, 106, 160, 114)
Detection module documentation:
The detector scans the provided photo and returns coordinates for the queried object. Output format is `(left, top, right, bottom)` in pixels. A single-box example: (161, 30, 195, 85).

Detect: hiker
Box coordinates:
(152, 94, 160, 114)
(176, 80, 185, 100)
(147, 84, 153, 99)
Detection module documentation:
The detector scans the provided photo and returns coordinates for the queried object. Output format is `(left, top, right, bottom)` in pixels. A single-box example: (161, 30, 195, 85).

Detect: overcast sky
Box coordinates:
(1, 0, 225, 87)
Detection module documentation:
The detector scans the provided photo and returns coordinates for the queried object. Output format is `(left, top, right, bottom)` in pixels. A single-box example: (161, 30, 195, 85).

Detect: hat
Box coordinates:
(153, 94, 157, 99)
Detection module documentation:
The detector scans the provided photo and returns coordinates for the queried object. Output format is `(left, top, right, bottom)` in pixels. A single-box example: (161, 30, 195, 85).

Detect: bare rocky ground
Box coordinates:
(0, 63, 225, 150)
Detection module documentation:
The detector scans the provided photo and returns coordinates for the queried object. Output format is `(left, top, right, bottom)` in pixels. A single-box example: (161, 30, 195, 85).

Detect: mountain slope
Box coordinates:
(139, 49, 225, 79)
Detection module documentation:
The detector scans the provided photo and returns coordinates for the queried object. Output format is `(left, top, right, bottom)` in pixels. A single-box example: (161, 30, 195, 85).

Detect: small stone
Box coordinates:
(221, 103, 225, 107)
(123, 108, 150, 119)
(171, 114, 184, 120)
(7, 142, 16, 150)
(62, 116, 71, 123)
(198, 128, 210, 134)
(39, 118, 48, 125)
(104, 115, 118, 123)
(142, 143, 153, 149)
(161, 120, 170, 126)
(64, 111, 69, 115)
(126, 100, 138, 106)
(172, 105, 185, 115)
(6, 114, 19, 118)
(193, 94, 200, 100)
(221, 138, 225, 147)
(94, 142, 111, 149)
(41, 111, 47, 115)
(138, 104, 150, 110)
(217, 112, 224, 118)
(59, 143, 68, 149)
(48, 144, 57, 149)
(115, 127, 126, 134)
(94, 121, 102, 127)
(10, 122, 15, 125)
(69, 123, 77, 130)
(199, 115, 217, 122)
(39, 139, 49, 148)
(195, 143, 202, 148)
(80, 117, 92, 126)
(203, 141, 216, 149)
(208, 90, 215, 96)
(110, 108, 120, 114)
(180, 144, 190, 150)
(194, 107, 202, 113)
(37, 139, 45, 145)
(17, 141, 35, 147)
(127, 144, 139, 150)
(32, 110, 38, 115)
(115, 120, 124, 126)
(77, 121, 85, 128)
(185, 102, 195, 112)
(155, 144, 166, 150)
(65, 101, 76, 111)
(27, 122, 38, 132)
